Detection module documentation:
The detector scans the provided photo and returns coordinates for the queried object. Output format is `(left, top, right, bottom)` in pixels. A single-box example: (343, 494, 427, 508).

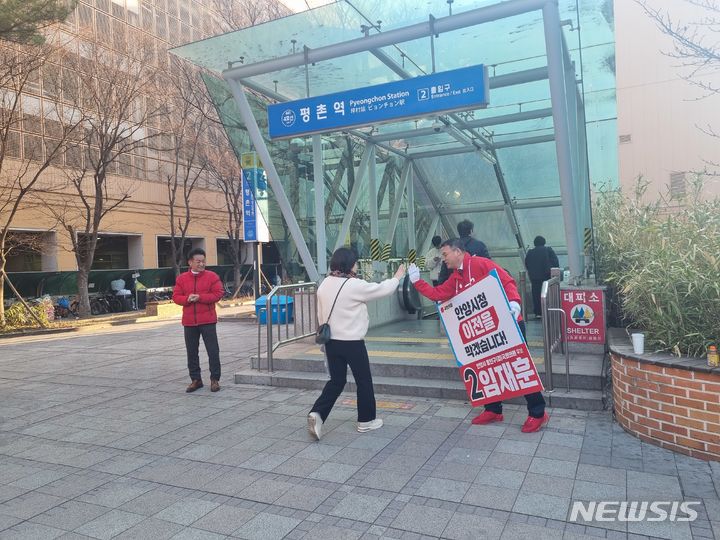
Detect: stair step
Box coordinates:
(234, 369, 605, 411)
(253, 353, 605, 390)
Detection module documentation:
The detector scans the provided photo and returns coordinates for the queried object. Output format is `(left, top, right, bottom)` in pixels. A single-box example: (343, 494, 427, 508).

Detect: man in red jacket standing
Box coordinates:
(408, 238, 549, 433)
(173, 248, 224, 393)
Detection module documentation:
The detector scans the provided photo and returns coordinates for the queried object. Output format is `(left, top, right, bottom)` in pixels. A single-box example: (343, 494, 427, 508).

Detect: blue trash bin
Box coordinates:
(255, 295, 294, 324)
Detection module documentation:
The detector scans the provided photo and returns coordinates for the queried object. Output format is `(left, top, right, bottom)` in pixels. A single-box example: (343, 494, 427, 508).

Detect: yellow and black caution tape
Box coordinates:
(407, 249, 416, 264)
(370, 238, 381, 261)
(584, 228, 592, 251)
(382, 243, 392, 261)
(416, 256, 425, 268)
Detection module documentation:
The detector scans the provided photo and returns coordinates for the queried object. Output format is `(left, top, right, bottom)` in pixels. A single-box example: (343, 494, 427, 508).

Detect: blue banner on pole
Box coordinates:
(267, 64, 489, 139)
(242, 168, 257, 242)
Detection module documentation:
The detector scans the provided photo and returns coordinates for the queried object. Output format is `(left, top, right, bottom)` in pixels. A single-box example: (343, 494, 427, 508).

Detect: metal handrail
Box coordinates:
(540, 268, 564, 392)
(518, 270, 527, 322)
(257, 281, 318, 373)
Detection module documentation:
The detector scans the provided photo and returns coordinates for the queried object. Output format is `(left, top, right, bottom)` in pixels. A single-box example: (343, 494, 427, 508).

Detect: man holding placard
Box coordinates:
(408, 238, 549, 433)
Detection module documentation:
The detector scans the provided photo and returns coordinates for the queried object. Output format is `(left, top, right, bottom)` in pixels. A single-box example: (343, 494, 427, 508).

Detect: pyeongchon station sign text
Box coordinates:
(438, 271, 544, 407)
(267, 64, 489, 139)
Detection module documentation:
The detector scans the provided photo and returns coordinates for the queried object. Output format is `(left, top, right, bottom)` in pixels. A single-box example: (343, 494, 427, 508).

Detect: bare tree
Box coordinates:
(637, 0, 720, 143)
(209, 0, 290, 31)
(206, 127, 248, 294)
(45, 37, 162, 317)
(0, 41, 83, 326)
(159, 57, 214, 277)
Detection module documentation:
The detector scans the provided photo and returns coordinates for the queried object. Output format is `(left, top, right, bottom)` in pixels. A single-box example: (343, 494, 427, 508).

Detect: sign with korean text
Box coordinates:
(561, 288, 606, 343)
(241, 156, 270, 243)
(438, 271, 543, 407)
(267, 64, 489, 139)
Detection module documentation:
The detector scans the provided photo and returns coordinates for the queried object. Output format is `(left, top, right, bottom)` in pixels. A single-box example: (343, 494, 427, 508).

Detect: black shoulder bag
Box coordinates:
(315, 278, 350, 345)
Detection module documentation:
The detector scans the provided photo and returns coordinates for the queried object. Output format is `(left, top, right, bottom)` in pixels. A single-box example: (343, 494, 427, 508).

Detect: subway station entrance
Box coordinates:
(173, 0, 617, 408)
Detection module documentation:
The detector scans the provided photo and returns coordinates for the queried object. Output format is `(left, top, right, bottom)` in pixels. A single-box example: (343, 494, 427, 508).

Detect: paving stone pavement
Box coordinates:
(1, 320, 718, 540)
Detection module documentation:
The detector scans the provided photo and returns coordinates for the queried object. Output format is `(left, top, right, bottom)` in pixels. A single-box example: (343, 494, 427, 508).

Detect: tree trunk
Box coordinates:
(0, 271, 5, 327)
(77, 268, 91, 317)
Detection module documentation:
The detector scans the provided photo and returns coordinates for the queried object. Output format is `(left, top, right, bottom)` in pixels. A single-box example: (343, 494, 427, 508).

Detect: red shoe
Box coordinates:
(521, 413, 550, 433)
(471, 410, 504, 425)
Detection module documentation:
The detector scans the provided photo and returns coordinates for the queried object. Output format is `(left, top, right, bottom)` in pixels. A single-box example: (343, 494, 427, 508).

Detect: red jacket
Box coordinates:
(413, 253, 523, 321)
(172, 270, 224, 326)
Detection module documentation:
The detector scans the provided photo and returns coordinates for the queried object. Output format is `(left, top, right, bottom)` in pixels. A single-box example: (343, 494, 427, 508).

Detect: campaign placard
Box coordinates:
(561, 288, 606, 343)
(438, 271, 543, 406)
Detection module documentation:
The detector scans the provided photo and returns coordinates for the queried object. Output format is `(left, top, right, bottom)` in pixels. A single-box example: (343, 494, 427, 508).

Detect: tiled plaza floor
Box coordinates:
(1, 320, 718, 539)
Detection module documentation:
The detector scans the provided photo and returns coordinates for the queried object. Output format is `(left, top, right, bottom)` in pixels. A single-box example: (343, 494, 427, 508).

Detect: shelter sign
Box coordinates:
(438, 271, 543, 407)
(241, 152, 270, 243)
(561, 288, 606, 343)
(267, 64, 489, 139)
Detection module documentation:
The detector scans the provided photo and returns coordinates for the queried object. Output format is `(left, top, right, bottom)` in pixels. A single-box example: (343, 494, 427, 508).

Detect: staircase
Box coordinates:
(235, 320, 607, 411)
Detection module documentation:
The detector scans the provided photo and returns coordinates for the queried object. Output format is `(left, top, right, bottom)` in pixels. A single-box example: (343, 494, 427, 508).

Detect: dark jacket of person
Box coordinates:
(524, 245, 559, 281)
(437, 236, 490, 284)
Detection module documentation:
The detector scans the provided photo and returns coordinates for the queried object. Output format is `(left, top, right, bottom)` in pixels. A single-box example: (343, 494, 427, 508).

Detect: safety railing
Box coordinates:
(256, 281, 318, 373)
(518, 270, 527, 322)
(540, 268, 570, 392)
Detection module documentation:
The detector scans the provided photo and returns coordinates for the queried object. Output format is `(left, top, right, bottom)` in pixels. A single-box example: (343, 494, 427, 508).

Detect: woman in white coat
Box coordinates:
(307, 248, 405, 440)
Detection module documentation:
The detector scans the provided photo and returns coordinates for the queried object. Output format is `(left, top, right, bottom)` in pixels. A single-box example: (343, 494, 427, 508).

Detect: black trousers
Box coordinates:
(531, 278, 545, 316)
(310, 339, 376, 423)
(483, 320, 545, 418)
(184, 323, 221, 381)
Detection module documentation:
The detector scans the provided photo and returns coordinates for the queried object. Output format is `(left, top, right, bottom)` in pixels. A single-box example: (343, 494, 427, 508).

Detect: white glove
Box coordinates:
(509, 301, 522, 321)
(408, 263, 420, 283)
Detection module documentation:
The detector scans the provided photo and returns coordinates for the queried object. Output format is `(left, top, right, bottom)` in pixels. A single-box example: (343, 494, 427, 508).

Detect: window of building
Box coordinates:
(217, 238, 244, 266)
(78, 3, 94, 28)
(23, 133, 44, 161)
(6, 131, 21, 158)
(670, 172, 686, 199)
(111, 0, 125, 20)
(157, 236, 194, 267)
(96, 0, 110, 13)
(127, 0, 140, 26)
(83, 235, 130, 269)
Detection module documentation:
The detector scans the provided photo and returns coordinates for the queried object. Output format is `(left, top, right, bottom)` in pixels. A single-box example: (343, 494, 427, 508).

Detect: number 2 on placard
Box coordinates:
(463, 367, 484, 401)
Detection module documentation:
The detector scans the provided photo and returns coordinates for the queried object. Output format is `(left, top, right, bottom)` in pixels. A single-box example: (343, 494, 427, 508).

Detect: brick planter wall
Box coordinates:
(611, 352, 720, 461)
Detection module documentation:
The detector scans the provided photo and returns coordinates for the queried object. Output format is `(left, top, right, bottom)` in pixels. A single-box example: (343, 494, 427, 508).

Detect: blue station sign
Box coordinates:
(267, 64, 489, 139)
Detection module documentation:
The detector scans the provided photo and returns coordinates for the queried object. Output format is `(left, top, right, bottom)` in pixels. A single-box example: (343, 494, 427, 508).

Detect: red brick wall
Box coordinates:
(611, 354, 720, 461)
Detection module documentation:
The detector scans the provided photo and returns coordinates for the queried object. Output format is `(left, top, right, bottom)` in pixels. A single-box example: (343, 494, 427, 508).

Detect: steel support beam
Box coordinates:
(224, 0, 547, 80)
(312, 135, 327, 276)
(225, 79, 319, 281)
(438, 197, 563, 215)
(384, 161, 410, 246)
(466, 107, 553, 128)
(367, 144, 379, 239)
(543, 1, 582, 280)
(407, 166, 416, 252)
(334, 145, 373, 250)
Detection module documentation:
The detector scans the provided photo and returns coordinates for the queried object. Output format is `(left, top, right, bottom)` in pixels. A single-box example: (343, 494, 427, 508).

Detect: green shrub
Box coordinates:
(3, 301, 50, 330)
(594, 178, 720, 357)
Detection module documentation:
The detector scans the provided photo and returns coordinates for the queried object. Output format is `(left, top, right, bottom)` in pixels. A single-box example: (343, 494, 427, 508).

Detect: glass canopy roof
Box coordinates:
(173, 0, 617, 280)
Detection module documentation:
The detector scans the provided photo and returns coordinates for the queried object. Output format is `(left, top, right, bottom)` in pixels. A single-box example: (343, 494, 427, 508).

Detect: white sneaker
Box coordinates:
(357, 418, 383, 433)
(307, 412, 322, 440)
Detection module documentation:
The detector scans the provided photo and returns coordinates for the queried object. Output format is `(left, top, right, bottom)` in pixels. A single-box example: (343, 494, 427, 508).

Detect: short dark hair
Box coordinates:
(329, 247, 358, 274)
(187, 248, 206, 261)
(431, 235, 442, 248)
(533, 236, 546, 247)
(457, 220, 474, 238)
(441, 238, 465, 251)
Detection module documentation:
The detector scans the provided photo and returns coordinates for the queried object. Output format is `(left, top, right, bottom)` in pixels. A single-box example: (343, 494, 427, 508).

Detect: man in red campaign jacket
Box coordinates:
(173, 248, 224, 393)
(408, 238, 549, 433)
